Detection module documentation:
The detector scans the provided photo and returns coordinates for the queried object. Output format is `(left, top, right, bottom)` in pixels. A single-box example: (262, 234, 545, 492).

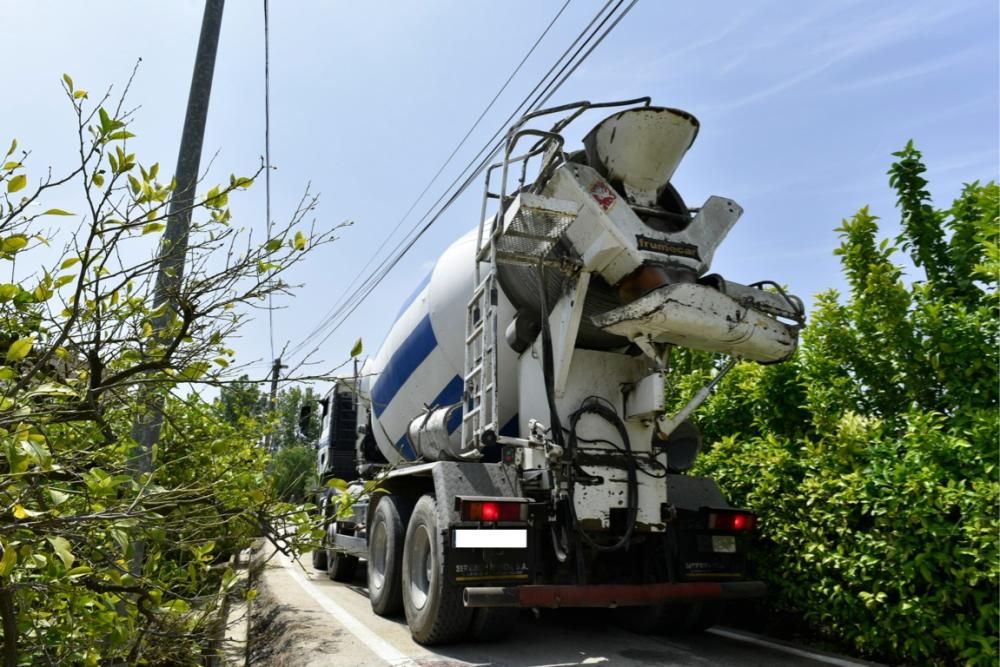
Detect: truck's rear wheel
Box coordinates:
(402, 494, 471, 644)
(368, 495, 410, 616)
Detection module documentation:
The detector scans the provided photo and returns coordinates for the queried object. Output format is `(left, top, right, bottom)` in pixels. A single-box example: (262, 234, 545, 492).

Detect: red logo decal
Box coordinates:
(590, 181, 616, 211)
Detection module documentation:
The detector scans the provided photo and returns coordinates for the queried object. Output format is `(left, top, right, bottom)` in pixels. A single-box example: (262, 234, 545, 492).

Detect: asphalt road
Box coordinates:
(261, 550, 873, 667)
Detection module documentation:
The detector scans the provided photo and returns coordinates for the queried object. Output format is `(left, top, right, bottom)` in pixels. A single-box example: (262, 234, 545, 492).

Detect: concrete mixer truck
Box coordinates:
(304, 98, 805, 645)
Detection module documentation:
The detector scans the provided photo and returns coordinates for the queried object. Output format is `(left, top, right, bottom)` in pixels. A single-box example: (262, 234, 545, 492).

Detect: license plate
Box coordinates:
(712, 535, 736, 553)
(453, 529, 527, 549)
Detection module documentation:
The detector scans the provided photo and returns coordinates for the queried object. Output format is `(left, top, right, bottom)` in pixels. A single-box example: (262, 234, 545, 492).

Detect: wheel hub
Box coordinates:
(408, 525, 431, 610)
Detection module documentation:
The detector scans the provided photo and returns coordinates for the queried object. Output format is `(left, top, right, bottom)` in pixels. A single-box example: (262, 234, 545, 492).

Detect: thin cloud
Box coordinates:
(906, 91, 999, 130)
(826, 44, 984, 94)
(705, 3, 972, 114)
(574, 6, 757, 85)
(926, 149, 1000, 178)
(717, 1, 864, 76)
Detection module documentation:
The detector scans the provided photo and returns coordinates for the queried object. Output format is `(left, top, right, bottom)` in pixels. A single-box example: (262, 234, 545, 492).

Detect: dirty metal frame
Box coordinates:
(463, 98, 655, 456)
(465, 96, 807, 453)
(474, 97, 657, 273)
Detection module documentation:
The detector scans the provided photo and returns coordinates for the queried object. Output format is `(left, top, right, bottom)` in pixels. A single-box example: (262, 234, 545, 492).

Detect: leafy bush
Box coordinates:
(0, 75, 330, 664)
(688, 144, 998, 665)
(269, 445, 317, 502)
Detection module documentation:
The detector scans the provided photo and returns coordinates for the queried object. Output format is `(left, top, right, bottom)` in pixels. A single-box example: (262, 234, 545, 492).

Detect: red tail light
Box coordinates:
(461, 500, 526, 522)
(708, 510, 755, 532)
(482, 502, 500, 522)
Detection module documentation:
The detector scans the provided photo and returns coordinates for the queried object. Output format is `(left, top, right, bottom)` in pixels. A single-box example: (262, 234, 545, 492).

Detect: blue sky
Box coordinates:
(4, 1, 998, 384)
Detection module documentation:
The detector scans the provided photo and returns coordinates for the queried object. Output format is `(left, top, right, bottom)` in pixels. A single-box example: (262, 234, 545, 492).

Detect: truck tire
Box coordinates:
(368, 495, 411, 616)
(326, 523, 359, 582)
(313, 494, 331, 572)
(327, 548, 358, 582)
(614, 604, 667, 634)
(311, 548, 328, 571)
(402, 494, 471, 644)
(468, 608, 519, 641)
(675, 601, 722, 633)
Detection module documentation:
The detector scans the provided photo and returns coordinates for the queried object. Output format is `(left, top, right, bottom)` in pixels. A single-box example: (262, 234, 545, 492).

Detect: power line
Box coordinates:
(286, 0, 618, 360)
(288, 0, 574, 355)
(287, 0, 639, 364)
(263, 0, 275, 361)
(288, 0, 633, 364)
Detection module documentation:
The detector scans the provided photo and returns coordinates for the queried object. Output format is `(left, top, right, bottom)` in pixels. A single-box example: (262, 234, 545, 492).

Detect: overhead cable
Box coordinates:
(263, 0, 276, 360)
(287, 0, 639, 363)
(290, 0, 575, 353)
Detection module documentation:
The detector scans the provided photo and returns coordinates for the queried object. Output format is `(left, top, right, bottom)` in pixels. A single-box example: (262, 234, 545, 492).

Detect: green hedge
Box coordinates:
(698, 411, 998, 663)
(678, 145, 998, 665)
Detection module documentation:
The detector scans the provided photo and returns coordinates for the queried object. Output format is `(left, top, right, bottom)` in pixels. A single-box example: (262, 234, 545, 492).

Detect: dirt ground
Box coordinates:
(245, 552, 359, 666)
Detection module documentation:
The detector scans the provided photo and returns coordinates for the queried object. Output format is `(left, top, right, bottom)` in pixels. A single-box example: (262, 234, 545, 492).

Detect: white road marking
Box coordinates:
(275, 550, 869, 667)
(279, 551, 418, 666)
(708, 628, 880, 667)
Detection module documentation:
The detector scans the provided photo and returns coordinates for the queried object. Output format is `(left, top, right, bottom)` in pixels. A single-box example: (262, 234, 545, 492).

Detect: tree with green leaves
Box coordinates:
(217, 374, 265, 425)
(268, 444, 316, 503)
(678, 143, 997, 665)
(262, 385, 322, 503)
(272, 384, 321, 451)
(0, 74, 334, 664)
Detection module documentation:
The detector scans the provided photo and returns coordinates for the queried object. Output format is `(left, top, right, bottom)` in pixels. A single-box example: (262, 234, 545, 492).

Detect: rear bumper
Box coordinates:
(463, 580, 765, 608)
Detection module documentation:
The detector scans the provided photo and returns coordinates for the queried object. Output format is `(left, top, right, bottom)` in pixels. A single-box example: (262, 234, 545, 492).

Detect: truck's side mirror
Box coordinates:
(298, 404, 312, 437)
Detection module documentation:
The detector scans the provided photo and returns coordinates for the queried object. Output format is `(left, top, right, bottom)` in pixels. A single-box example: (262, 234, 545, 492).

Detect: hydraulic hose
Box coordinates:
(566, 398, 638, 552)
(536, 260, 565, 449)
(535, 258, 637, 553)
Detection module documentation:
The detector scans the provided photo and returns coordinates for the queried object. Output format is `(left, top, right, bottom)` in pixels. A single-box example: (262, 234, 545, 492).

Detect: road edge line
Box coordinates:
(279, 551, 414, 666)
(708, 627, 884, 667)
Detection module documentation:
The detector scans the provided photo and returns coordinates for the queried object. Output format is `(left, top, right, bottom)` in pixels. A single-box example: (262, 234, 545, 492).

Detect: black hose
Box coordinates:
(566, 398, 638, 552)
(537, 261, 565, 448)
(550, 523, 569, 563)
(535, 262, 636, 553)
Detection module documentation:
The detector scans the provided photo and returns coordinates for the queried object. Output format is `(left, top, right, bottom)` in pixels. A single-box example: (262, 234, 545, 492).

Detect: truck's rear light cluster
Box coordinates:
(461, 500, 527, 522)
(708, 510, 755, 532)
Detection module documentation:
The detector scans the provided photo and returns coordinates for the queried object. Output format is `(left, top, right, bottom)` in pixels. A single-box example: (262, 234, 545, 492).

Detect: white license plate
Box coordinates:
(712, 535, 736, 553)
(453, 529, 527, 549)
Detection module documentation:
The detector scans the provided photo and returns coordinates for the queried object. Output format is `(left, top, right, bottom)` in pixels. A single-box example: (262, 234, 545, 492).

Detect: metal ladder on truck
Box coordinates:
(460, 126, 577, 455)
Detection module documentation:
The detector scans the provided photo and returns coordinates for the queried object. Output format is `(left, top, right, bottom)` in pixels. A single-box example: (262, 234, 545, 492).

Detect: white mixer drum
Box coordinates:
(366, 230, 518, 464)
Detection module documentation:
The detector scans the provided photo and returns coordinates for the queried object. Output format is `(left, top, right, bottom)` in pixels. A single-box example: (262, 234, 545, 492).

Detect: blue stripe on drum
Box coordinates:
(499, 413, 519, 437)
(447, 409, 463, 435)
(393, 433, 417, 460)
(371, 315, 437, 418)
(395, 271, 432, 319)
(429, 375, 464, 434)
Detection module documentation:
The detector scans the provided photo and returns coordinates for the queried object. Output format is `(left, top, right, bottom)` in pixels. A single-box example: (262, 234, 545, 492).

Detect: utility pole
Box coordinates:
(266, 356, 286, 451)
(129, 0, 225, 471)
(128, 0, 225, 573)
